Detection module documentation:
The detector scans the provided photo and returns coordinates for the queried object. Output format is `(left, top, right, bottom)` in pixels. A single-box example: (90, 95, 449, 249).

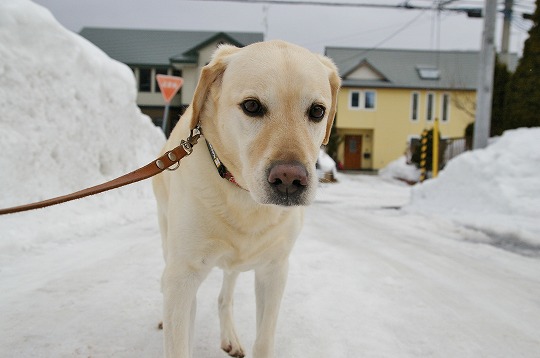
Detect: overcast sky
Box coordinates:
(32, 0, 534, 55)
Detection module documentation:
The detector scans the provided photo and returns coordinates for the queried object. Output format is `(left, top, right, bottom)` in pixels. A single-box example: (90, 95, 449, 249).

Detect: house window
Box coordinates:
(350, 91, 360, 109)
(426, 93, 435, 121)
(364, 91, 376, 109)
(349, 138, 358, 153)
(139, 68, 152, 92)
(410, 92, 419, 121)
(349, 90, 376, 110)
(416, 66, 440, 80)
(441, 93, 450, 122)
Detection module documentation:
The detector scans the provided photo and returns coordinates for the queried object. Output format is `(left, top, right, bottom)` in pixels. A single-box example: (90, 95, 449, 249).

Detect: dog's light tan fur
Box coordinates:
(153, 40, 340, 358)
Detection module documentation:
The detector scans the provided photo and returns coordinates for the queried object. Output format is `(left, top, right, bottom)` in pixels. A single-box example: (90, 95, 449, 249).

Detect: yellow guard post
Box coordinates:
(432, 118, 439, 178)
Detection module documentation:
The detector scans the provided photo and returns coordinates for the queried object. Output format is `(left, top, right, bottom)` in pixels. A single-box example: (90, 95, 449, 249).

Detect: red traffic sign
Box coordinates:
(156, 75, 183, 103)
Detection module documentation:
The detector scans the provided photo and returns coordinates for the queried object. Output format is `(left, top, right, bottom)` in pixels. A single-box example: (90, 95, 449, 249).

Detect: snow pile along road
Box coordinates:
(0, 0, 164, 210)
(407, 128, 540, 249)
(0, 0, 164, 258)
(379, 155, 421, 183)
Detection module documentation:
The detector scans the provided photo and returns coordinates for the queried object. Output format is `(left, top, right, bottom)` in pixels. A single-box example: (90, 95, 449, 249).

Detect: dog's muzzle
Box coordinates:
(266, 161, 309, 206)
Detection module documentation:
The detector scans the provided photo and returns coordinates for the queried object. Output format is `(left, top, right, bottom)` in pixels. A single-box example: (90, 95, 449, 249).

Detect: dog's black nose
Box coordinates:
(268, 162, 308, 195)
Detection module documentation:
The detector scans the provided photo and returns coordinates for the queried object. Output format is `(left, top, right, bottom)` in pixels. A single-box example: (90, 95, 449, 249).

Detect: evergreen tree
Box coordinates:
(504, 0, 540, 130)
(491, 58, 511, 136)
(325, 118, 343, 165)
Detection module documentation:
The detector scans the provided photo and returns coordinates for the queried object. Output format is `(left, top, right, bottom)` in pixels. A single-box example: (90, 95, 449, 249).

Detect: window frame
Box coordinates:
(410, 91, 420, 121)
(426, 92, 435, 122)
(363, 90, 377, 110)
(417, 67, 440, 80)
(138, 67, 152, 93)
(441, 93, 450, 123)
(349, 90, 361, 110)
(349, 89, 377, 111)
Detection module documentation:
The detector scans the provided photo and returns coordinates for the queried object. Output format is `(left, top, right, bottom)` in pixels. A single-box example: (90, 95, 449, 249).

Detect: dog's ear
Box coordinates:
(318, 55, 341, 145)
(189, 44, 241, 129)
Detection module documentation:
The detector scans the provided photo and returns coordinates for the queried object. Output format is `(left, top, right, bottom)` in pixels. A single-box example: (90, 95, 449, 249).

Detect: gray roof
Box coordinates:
(79, 28, 264, 67)
(326, 47, 486, 90)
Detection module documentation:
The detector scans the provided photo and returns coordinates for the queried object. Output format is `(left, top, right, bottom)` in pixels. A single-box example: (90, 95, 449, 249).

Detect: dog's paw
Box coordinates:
(221, 340, 245, 358)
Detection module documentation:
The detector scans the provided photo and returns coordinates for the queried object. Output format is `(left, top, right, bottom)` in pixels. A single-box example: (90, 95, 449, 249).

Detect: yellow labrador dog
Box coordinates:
(153, 40, 340, 358)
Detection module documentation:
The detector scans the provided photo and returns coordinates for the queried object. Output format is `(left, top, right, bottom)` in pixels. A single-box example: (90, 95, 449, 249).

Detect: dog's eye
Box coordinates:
(241, 99, 265, 117)
(308, 104, 326, 122)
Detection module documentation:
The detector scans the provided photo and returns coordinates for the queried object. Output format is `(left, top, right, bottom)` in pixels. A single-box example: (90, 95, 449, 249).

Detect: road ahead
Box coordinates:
(1, 174, 539, 357)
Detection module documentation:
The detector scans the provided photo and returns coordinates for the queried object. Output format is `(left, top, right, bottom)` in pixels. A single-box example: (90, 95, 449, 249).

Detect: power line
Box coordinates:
(326, 8, 430, 64)
(194, 0, 485, 16)
(195, 0, 425, 9)
(364, 8, 429, 52)
(303, 21, 421, 48)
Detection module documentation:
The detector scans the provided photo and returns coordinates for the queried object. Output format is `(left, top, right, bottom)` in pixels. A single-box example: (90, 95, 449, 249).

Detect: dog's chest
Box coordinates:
(216, 227, 295, 271)
(210, 206, 303, 272)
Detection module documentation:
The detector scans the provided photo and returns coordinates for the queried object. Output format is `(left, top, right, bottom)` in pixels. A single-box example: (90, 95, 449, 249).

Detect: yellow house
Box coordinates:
(325, 47, 478, 170)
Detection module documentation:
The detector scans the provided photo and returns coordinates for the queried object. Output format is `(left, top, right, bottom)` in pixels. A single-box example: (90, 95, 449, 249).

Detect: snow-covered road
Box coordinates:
(1, 174, 539, 358)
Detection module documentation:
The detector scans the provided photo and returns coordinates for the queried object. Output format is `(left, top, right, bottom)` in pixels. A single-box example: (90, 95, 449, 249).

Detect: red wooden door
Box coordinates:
(344, 135, 362, 169)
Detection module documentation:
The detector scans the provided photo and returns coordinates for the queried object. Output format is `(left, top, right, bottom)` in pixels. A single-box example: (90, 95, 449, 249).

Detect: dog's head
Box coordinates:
(189, 40, 341, 206)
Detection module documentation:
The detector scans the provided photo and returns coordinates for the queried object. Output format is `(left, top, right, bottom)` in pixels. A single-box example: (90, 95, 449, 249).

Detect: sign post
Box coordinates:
(156, 74, 183, 136)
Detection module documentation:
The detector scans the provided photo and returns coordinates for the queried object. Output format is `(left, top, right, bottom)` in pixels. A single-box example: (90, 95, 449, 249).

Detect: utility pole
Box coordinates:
(473, 0, 497, 150)
(501, 0, 513, 66)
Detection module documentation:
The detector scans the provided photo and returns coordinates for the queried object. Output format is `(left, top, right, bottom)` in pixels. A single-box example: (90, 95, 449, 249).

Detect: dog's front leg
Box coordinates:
(162, 265, 210, 358)
(253, 260, 289, 358)
(219, 270, 245, 357)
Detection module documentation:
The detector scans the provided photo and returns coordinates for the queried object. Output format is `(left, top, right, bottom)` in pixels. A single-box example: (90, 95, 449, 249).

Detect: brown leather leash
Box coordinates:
(0, 127, 201, 216)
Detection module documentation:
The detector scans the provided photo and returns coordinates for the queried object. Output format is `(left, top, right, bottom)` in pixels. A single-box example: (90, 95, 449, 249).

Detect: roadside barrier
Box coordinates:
(420, 129, 428, 182)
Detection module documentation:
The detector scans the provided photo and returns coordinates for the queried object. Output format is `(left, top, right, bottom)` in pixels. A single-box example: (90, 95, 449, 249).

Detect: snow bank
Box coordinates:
(407, 128, 540, 246)
(316, 149, 337, 179)
(0, 0, 164, 209)
(379, 156, 420, 183)
(0, 0, 165, 255)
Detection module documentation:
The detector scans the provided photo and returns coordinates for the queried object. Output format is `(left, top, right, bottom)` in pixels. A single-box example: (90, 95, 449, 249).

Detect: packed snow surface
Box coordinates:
(2, 173, 540, 357)
(1, 1, 540, 357)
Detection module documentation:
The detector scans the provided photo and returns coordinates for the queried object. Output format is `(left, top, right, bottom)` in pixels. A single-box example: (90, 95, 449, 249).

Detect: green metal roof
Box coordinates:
(79, 28, 264, 67)
(325, 47, 516, 91)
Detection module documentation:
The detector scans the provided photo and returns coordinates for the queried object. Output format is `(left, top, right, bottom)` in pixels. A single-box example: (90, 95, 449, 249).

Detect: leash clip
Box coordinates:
(180, 125, 202, 156)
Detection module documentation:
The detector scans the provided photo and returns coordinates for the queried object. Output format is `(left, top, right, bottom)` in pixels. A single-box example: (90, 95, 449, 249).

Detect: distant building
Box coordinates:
(80, 28, 263, 128)
(325, 47, 517, 170)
